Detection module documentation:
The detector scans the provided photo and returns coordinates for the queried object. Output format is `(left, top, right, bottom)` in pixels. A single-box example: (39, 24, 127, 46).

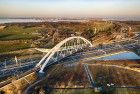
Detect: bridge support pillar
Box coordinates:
(38, 70, 45, 79)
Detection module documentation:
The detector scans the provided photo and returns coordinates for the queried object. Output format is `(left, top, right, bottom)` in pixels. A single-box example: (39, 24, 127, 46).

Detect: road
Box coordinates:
(0, 61, 38, 78)
(83, 64, 95, 88)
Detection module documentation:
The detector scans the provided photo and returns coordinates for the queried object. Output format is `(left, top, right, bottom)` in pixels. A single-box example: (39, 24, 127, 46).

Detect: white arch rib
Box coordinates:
(36, 36, 93, 73)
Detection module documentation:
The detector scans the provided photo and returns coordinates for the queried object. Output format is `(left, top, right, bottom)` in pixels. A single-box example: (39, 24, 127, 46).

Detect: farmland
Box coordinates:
(45, 62, 140, 87)
(35, 60, 140, 94)
(0, 25, 43, 54)
(45, 64, 90, 88)
(0, 25, 41, 41)
(88, 64, 140, 86)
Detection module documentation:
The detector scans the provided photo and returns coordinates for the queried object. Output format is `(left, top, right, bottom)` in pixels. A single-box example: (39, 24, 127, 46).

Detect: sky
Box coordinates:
(0, 0, 140, 19)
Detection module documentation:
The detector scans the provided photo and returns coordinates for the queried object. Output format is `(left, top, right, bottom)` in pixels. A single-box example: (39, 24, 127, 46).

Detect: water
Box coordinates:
(97, 51, 140, 60)
(0, 18, 42, 24)
(0, 18, 88, 24)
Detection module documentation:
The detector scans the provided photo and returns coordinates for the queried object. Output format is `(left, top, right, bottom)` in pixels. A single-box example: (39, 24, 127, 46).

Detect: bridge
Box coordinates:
(36, 36, 93, 73)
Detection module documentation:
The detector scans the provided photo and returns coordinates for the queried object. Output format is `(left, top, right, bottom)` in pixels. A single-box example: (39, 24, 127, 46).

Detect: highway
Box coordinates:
(0, 60, 39, 78)
(0, 57, 41, 69)
(83, 64, 95, 88)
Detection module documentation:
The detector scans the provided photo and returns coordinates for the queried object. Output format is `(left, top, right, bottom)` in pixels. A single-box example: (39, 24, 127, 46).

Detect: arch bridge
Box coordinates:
(36, 36, 93, 73)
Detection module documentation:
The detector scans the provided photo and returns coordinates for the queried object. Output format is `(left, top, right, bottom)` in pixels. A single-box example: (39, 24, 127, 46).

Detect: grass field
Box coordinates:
(0, 25, 46, 53)
(0, 41, 30, 53)
(38, 62, 140, 94)
(88, 64, 140, 86)
(45, 62, 140, 88)
(0, 25, 44, 40)
(45, 64, 89, 88)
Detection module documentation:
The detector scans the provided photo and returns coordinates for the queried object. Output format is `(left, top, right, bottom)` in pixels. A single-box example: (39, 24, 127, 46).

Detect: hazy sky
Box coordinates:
(0, 0, 140, 18)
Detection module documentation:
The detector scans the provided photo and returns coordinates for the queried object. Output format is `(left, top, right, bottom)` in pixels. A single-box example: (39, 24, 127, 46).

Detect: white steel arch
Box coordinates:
(36, 36, 93, 73)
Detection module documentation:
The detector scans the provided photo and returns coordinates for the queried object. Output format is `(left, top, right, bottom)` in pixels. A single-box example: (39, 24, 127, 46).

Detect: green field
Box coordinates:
(0, 25, 46, 53)
(0, 42, 30, 53)
(0, 25, 45, 40)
